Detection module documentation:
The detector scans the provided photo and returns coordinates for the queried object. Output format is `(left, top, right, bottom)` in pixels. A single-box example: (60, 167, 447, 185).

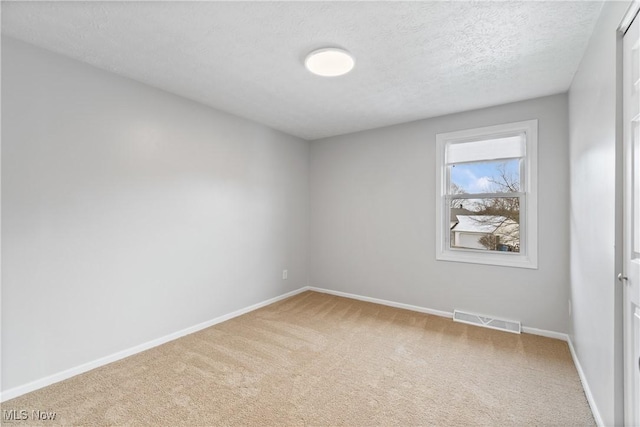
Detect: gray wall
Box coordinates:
(568, 1, 628, 425)
(1, 38, 309, 392)
(309, 93, 570, 333)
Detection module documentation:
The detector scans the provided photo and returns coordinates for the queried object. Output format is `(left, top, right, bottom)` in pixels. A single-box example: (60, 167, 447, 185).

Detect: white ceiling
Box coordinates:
(2, 1, 603, 140)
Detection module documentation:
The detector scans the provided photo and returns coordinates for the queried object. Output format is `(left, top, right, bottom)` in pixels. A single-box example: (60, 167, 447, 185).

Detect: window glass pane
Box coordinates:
(449, 159, 520, 195)
(449, 197, 520, 252)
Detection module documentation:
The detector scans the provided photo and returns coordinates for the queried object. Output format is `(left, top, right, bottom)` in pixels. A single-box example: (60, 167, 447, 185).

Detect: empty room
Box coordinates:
(1, 1, 639, 426)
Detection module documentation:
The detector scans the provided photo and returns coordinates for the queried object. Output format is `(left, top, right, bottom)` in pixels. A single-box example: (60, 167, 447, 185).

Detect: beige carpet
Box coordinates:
(2, 291, 594, 426)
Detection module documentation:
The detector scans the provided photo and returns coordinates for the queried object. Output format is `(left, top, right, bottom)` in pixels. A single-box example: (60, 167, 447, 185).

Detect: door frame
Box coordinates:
(619, 2, 640, 425)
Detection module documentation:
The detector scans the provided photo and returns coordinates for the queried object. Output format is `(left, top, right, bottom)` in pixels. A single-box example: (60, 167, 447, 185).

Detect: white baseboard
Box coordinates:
(521, 326, 568, 341)
(1, 284, 578, 411)
(307, 286, 454, 319)
(308, 286, 569, 342)
(0, 286, 311, 403)
(567, 336, 604, 427)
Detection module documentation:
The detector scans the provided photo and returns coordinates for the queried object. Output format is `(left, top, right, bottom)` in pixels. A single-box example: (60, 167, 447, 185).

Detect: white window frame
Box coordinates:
(435, 120, 538, 269)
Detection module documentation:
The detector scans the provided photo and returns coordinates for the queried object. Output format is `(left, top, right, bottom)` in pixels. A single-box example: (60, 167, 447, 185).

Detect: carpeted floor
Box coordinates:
(1, 291, 594, 426)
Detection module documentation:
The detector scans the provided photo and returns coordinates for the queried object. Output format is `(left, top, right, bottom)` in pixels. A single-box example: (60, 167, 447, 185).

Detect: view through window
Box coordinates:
(449, 158, 521, 252)
(435, 120, 538, 269)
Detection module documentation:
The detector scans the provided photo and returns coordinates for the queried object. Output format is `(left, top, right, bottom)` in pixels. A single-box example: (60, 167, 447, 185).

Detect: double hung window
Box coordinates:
(435, 120, 538, 269)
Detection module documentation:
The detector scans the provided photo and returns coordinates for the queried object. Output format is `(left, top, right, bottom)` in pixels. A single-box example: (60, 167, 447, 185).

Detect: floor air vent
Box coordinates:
(453, 310, 521, 334)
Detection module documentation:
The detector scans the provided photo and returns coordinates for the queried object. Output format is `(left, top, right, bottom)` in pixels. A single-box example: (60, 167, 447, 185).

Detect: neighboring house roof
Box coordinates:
(450, 208, 474, 229)
(451, 215, 515, 234)
(450, 208, 474, 222)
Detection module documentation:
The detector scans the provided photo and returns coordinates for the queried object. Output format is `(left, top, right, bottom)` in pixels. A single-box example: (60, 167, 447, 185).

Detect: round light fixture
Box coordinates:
(305, 48, 355, 77)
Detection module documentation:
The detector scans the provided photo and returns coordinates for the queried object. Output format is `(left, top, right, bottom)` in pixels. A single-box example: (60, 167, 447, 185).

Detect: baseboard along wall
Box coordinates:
(566, 337, 605, 427)
(0, 287, 308, 402)
(1, 284, 599, 427)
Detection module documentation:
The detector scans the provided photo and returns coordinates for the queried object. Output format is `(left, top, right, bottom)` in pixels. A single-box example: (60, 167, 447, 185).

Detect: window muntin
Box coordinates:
(435, 121, 537, 269)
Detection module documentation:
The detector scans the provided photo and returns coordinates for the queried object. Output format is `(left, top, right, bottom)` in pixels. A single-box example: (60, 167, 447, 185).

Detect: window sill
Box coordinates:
(436, 250, 538, 269)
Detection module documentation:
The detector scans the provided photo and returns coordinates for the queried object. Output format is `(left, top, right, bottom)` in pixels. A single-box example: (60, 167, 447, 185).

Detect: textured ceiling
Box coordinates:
(2, 1, 603, 140)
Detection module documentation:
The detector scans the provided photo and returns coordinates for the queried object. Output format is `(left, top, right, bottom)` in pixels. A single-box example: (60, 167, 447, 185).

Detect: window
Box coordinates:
(435, 120, 538, 269)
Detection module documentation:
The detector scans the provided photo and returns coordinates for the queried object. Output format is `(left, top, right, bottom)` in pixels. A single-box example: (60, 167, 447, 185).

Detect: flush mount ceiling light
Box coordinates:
(305, 48, 355, 77)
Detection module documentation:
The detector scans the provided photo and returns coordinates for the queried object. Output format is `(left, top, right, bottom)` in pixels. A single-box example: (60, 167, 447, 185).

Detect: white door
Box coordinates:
(623, 10, 640, 427)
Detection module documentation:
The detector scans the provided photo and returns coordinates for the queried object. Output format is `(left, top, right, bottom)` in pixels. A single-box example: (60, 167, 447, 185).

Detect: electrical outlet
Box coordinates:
(282, 270, 288, 280)
(568, 299, 572, 316)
